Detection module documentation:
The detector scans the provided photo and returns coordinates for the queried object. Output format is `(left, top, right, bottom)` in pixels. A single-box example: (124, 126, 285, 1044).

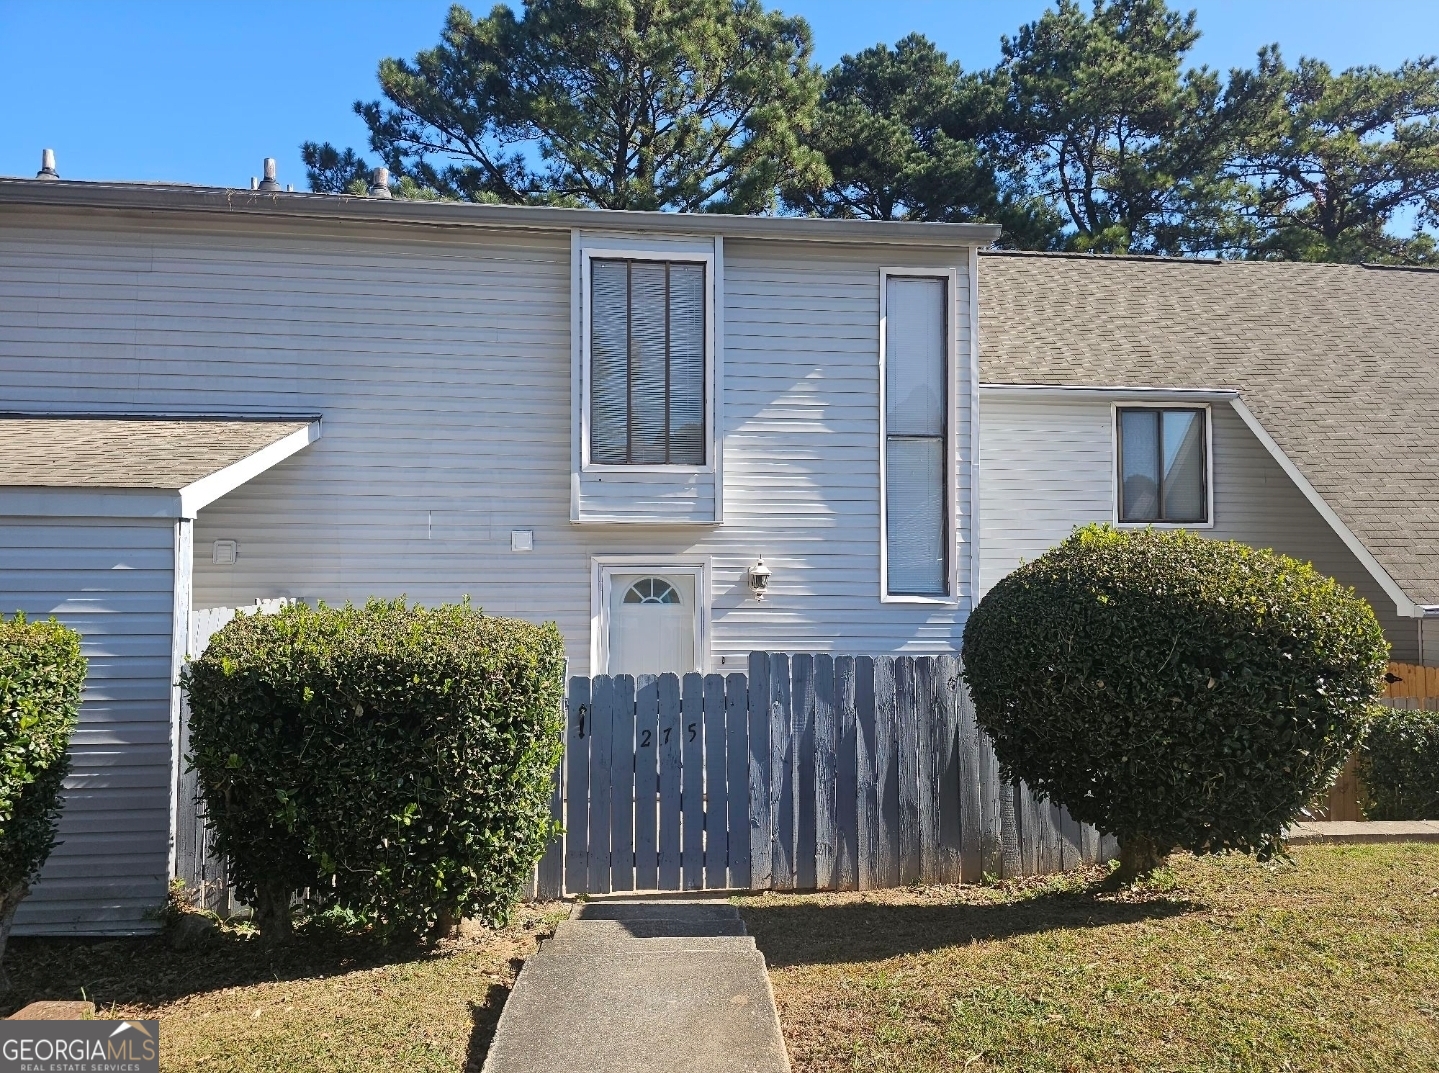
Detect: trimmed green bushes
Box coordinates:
(962, 525, 1388, 877)
(182, 599, 565, 938)
(1360, 707, 1439, 820)
(0, 612, 85, 985)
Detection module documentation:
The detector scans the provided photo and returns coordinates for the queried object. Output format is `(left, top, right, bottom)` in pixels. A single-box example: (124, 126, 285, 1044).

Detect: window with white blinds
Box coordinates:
(589, 258, 706, 466)
(883, 275, 949, 597)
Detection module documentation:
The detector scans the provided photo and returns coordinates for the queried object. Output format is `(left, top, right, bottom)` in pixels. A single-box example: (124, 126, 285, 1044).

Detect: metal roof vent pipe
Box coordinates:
(368, 167, 392, 199)
(36, 149, 59, 181)
(257, 157, 280, 192)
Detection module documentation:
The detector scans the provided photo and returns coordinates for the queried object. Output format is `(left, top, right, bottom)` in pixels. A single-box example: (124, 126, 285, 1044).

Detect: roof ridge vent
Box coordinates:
(257, 157, 280, 192)
(36, 149, 58, 181)
(368, 167, 392, 199)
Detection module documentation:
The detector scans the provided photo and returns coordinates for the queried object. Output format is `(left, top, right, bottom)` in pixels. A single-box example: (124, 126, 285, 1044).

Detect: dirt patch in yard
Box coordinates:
(738, 844, 1439, 1073)
(0, 901, 568, 1072)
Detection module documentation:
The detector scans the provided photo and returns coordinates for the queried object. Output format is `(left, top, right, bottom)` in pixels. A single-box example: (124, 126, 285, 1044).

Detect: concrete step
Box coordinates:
(542, 932, 758, 955)
(553, 917, 749, 939)
(482, 941, 789, 1073)
(574, 901, 742, 923)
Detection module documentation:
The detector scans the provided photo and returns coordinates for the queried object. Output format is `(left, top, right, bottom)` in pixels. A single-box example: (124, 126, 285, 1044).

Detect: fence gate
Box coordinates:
(547, 652, 1115, 898)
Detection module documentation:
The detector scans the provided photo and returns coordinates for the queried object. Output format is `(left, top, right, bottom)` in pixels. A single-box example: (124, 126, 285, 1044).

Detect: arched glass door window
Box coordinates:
(624, 578, 681, 605)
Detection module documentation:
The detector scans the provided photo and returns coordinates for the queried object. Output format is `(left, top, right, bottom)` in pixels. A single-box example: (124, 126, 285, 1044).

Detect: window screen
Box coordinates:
(590, 259, 706, 465)
(884, 276, 948, 596)
(1118, 408, 1207, 523)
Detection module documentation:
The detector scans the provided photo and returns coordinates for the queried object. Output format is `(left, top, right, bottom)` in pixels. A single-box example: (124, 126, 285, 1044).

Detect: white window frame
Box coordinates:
(878, 266, 961, 605)
(1111, 402, 1215, 529)
(590, 555, 712, 675)
(579, 247, 717, 474)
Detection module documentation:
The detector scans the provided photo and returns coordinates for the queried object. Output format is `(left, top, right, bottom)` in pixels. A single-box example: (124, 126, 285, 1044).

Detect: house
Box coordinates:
(3, 171, 1436, 933)
(976, 250, 1439, 664)
(0, 173, 994, 932)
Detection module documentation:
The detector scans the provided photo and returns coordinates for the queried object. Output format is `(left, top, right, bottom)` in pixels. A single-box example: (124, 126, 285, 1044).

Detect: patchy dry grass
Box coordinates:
(737, 844, 1439, 1073)
(0, 902, 567, 1072)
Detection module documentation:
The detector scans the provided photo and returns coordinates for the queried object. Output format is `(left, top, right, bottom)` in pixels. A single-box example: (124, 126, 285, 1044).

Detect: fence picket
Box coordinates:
(609, 675, 636, 893)
(979, 734, 1003, 877)
(682, 673, 706, 890)
(703, 674, 728, 889)
(934, 655, 963, 884)
(873, 656, 900, 889)
(564, 678, 591, 895)
(793, 654, 818, 890)
(726, 673, 751, 889)
(1017, 781, 1037, 876)
(916, 658, 940, 885)
(855, 656, 879, 891)
(956, 682, 983, 883)
(834, 656, 859, 892)
(895, 657, 922, 886)
(747, 653, 773, 890)
(537, 760, 564, 899)
(658, 673, 683, 889)
(634, 675, 660, 890)
(1059, 806, 1083, 871)
(769, 653, 796, 890)
(813, 655, 838, 890)
(587, 676, 614, 895)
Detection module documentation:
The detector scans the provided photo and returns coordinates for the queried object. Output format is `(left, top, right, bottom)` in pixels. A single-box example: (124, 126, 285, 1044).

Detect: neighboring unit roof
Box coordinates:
(0, 177, 1002, 247)
(0, 415, 314, 489)
(978, 250, 1439, 607)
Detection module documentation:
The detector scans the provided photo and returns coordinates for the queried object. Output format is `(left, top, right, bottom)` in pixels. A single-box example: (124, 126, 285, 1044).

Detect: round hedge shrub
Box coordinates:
(182, 599, 565, 938)
(1359, 707, 1439, 820)
(0, 612, 85, 984)
(962, 524, 1387, 874)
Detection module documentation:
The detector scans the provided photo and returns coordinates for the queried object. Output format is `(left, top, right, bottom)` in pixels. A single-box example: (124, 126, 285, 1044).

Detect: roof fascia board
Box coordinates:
(0, 179, 1002, 247)
(980, 383, 1239, 402)
(1227, 397, 1419, 618)
(178, 420, 321, 517)
(0, 487, 182, 519)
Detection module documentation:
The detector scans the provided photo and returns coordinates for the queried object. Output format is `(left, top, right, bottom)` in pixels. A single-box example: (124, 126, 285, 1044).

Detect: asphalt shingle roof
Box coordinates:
(0, 417, 311, 489)
(978, 250, 1439, 605)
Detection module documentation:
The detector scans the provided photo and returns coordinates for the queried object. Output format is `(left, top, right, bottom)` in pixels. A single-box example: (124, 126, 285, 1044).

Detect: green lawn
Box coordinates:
(736, 844, 1439, 1073)
(0, 902, 567, 1072)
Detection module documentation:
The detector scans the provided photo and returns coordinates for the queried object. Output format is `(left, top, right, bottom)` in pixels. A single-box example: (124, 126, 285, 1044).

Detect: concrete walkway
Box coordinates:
(1286, 820, 1439, 844)
(482, 897, 790, 1073)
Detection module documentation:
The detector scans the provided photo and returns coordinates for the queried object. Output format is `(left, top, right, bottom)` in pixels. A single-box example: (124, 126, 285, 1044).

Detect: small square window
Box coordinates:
(1117, 408, 1208, 523)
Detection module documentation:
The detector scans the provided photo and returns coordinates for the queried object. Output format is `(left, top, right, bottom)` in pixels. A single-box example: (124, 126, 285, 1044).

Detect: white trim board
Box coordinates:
(1227, 398, 1419, 618)
(589, 555, 712, 675)
(980, 383, 1239, 402)
(178, 421, 322, 517)
(878, 266, 963, 606)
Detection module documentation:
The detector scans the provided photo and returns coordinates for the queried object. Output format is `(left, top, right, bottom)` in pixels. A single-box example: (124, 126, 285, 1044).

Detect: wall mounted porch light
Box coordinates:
(749, 558, 771, 602)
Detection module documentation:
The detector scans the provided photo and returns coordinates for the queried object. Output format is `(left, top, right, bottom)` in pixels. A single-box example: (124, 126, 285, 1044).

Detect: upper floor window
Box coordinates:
(882, 272, 951, 599)
(1117, 407, 1208, 523)
(590, 258, 706, 466)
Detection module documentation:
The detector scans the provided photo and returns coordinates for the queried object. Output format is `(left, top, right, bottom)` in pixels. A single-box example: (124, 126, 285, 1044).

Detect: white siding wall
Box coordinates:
(979, 395, 1419, 661)
(0, 519, 174, 934)
(0, 215, 974, 684)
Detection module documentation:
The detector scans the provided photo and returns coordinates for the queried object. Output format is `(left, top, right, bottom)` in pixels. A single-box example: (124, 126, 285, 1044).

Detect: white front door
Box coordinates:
(607, 572, 697, 676)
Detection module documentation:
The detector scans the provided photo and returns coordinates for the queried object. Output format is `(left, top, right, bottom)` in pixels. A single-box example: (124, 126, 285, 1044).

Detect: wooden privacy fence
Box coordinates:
(546, 652, 1116, 898)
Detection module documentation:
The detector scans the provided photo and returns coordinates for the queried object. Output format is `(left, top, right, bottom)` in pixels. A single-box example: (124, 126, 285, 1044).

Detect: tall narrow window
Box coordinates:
(1117, 407, 1207, 522)
(884, 276, 949, 597)
(590, 258, 706, 465)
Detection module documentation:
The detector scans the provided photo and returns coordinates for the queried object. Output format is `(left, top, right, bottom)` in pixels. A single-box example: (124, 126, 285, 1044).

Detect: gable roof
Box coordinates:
(977, 250, 1439, 608)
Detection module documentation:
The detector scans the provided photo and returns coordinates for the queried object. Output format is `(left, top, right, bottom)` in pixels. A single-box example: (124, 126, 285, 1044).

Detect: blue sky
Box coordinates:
(2, 0, 1436, 189)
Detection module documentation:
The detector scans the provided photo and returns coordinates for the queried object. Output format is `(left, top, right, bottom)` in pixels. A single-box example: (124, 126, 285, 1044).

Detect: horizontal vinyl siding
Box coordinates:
(979, 397, 1418, 660)
(0, 518, 172, 934)
(0, 216, 975, 684)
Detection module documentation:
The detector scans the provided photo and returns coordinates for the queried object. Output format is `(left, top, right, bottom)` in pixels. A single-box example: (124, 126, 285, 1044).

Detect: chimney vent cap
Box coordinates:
(36, 148, 59, 181)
